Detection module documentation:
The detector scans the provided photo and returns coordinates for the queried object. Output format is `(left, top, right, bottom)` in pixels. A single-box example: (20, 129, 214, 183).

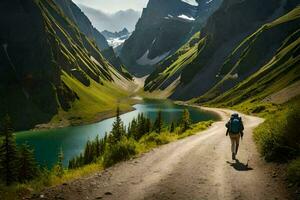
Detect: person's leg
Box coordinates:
(235, 135, 240, 155)
(230, 135, 236, 159)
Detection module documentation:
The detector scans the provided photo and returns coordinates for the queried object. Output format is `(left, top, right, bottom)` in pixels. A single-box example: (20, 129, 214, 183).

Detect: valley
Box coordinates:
(0, 0, 299, 199)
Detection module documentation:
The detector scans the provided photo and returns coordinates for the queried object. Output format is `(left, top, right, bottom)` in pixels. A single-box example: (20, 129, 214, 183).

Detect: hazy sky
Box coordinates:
(73, 0, 149, 13)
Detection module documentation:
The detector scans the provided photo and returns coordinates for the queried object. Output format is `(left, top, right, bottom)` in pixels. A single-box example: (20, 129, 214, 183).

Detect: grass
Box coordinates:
(38, 70, 135, 129)
(0, 121, 213, 199)
(287, 158, 300, 185)
(144, 32, 204, 92)
(253, 99, 300, 162)
(0, 163, 102, 200)
(196, 7, 300, 104)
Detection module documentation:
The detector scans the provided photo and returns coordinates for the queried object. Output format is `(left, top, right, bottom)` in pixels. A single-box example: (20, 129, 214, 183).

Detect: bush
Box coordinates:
(287, 158, 300, 185)
(140, 132, 170, 146)
(103, 138, 137, 167)
(254, 103, 300, 162)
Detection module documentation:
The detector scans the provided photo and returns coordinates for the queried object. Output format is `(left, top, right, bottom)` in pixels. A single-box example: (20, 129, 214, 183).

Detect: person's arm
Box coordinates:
(225, 120, 230, 136)
(240, 118, 244, 131)
(240, 118, 244, 138)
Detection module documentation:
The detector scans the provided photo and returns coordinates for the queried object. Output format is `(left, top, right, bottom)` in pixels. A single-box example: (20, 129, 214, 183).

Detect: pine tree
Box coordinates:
(84, 140, 94, 164)
(153, 110, 163, 134)
(110, 107, 125, 143)
(129, 118, 138, 139)
(181, 109, 191, 132)
(17, 143, 38, 182)
(170, 122, 175, 133)
(54, 148, 64, 177)
(145, 118, 151, 133)
(0, 115, 18, 185)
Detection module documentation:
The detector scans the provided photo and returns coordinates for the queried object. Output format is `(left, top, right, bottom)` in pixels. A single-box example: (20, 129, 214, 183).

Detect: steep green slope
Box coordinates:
(144, 32, 204, 92)
(196, 6, 300, 103)
(53, 0, 109, 50)
(101, 47, 133, 80)
(145, 0, 298, 101)
(0, 0, 132, 130)
(203, 10, 300, 111)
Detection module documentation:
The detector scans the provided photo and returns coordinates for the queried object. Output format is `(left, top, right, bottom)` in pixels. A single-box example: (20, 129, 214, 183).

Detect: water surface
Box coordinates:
(16, 99, 219, 167)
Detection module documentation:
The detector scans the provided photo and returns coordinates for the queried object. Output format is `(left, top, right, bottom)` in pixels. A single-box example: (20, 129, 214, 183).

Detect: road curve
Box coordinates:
(33, 108, 291, 200)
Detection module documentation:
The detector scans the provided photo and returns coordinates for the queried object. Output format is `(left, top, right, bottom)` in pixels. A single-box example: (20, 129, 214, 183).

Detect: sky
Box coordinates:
(73, 0, 149, 14)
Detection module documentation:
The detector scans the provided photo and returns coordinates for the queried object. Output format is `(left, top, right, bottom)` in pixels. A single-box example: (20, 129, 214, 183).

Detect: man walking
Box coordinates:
(226, 113, 244, 160)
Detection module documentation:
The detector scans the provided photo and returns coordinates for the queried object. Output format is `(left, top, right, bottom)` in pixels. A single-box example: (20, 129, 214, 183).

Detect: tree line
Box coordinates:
(68, 108, 192, 169)
(0, 107, 192, 185)
(0, 115, 38, 185)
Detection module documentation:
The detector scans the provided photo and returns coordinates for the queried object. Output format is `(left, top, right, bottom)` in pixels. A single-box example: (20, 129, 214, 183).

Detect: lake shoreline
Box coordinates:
(18, 99, 222, 134)
(22, 98, 143, 133)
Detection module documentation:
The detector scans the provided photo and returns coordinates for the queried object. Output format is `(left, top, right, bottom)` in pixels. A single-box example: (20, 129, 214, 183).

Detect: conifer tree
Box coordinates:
(170, 122, 175, 133)
(145, 118, 151, 133)
(54, 148, 64, 177)
(110, 107, 125, 143)
(84, 140, 94, 164)
(17, 143, 38, 182)
(181, 109, 191, 132)
(0, 115, 18, 185)
(153, 110, 163, 133)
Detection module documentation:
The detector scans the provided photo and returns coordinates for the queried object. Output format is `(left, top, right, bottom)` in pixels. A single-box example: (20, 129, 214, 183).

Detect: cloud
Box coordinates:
(78, 4, 141, 32)
(73, 0, 148, 13)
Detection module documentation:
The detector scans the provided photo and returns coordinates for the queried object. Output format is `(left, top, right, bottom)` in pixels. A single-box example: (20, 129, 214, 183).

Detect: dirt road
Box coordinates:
(33, 108, 291, 200)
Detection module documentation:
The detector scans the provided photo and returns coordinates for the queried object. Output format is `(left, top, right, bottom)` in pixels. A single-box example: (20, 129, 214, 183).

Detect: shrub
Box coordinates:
(287, 158, 300, 185)
(103, 138, 136, 167)
(254, 103, 300, 162)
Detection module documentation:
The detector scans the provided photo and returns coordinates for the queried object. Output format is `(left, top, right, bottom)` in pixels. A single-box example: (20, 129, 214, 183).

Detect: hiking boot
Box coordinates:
(232, 153, 235, 160)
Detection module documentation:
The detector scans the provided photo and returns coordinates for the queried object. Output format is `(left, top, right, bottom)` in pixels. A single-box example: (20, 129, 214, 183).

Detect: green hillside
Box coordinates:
(196, 6, 300, 105)
(0, 0, 133, 130)
(144, 32, 204, 92)
(145, 0, 299, 101)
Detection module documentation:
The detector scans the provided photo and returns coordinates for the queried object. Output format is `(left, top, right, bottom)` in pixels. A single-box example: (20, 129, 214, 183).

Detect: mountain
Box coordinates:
(145, 0, 300, 101)
(201, 5, 300, 108)
(78, 5, 141, 32)
(101, 28, 131, 48)
(120, 0, 222, 76)
(101, 47, 133, 80)
(53, 0, 109, 50)
(101, 28, 130, 40)
(0, 0, 133, 130)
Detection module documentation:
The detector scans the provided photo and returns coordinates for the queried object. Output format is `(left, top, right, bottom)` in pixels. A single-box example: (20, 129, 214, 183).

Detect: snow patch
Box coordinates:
(137, 50, 170, 66)
(107, 37, 126, 48)
(181, 0, 198, 6)
(206, 0, 213, 4)
(164, 14, 174, 20)
(178, 14, 195, 21)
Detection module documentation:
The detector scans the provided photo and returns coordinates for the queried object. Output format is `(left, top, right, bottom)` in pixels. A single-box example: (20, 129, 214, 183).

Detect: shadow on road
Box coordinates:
(226, 159, 253, 171)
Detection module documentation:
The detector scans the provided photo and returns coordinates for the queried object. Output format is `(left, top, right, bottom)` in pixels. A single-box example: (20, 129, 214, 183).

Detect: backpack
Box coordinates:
(230, 117, 241, 134)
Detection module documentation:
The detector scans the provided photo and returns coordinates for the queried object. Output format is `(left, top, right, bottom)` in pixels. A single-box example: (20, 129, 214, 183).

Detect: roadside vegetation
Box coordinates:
(253, 97, 300, 187)
(0, 108, 213, 199)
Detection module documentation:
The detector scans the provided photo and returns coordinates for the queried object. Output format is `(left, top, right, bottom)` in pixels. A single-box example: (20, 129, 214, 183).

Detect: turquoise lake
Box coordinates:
(15, 99, 220, 168)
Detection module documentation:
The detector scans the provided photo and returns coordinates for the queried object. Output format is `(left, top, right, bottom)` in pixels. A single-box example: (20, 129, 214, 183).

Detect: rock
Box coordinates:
(40, 194, 45, 198)
(105, 192, 112, 195)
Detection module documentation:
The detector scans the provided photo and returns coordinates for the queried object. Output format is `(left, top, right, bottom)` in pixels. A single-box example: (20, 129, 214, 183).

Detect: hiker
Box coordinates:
(226, 113, 244, 160)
